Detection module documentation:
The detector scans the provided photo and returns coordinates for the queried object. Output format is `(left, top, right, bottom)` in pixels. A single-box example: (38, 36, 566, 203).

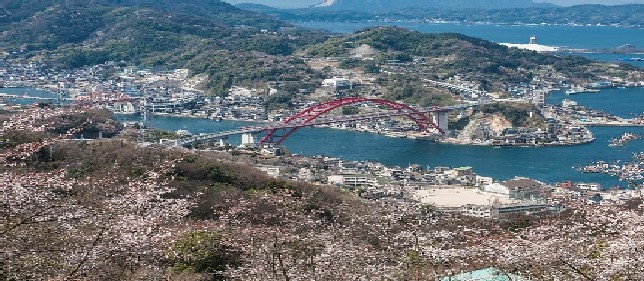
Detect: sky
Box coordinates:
(539, 0, 644, 5)
(223, 0, 644, 9)
(224, 0, 318, 8)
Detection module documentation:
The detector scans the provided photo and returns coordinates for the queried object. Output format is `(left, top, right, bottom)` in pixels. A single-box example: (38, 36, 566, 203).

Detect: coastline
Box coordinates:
(146, 112, 605, 148)
(293, 19, 644, 30)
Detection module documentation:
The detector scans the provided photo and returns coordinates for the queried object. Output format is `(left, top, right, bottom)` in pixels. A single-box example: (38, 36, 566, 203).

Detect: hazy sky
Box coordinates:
(539, 0, 644, 5)
(224, 0, 318, 8)
(224, 0, 644, 8)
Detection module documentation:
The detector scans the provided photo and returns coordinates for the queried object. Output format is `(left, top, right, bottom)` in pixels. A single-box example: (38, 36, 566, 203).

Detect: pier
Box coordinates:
(0, 92, 75, 101)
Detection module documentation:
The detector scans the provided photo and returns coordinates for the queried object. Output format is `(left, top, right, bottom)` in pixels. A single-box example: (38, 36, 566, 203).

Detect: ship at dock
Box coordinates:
(565, 86, 600, 95)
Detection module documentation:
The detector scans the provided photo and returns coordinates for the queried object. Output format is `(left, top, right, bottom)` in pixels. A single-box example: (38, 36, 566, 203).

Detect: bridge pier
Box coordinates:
(432, 111, 449, 134)
(240, 133, 255, 147)
(218, 138, 228, 147)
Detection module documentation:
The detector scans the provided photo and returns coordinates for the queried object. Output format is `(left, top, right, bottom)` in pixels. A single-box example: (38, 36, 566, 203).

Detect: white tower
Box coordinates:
(529, 36, 537, 44)
(240, 133, 255, 147)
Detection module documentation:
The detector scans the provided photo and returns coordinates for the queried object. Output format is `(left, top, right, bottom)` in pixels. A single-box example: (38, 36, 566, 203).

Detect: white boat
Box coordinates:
(565, 87, 600, 95)
(176, 129, 192, 137)
(383, 132, 408, 138)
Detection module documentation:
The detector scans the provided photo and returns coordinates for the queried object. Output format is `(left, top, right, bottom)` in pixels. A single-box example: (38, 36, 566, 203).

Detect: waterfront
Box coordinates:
(0, 87, 71, 105)
(3, 22, 643, 188)
(547, 87, 644, 118)
(145, 115, 641, 188)
(134, 87, 641, 188)
(10, 85, 640, 188)
(5, 3, 644, 280)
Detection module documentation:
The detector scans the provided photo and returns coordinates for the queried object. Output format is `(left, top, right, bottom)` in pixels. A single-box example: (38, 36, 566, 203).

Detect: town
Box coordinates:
(2, 49, 643, 149)
(3, 104, 644, 280)
(3, 105, 642, 222)
(3, 0, 644, 279)
(3, 43, 643, 221)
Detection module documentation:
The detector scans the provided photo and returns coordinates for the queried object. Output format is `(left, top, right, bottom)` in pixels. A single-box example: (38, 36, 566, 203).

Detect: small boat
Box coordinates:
(565, 87, 600, 95)
(176, 129, 192, 137)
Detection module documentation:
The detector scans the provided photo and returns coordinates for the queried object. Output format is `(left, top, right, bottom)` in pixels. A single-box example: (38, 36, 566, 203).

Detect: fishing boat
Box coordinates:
(565, 87, 600, 95)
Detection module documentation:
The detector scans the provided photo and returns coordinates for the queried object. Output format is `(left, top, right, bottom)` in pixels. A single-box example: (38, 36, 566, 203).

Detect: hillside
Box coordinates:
(2, 1, 642, 103)
(305, 27, 642, 97)
(0, 0, 328, 95)
(4, 107, 644, 280)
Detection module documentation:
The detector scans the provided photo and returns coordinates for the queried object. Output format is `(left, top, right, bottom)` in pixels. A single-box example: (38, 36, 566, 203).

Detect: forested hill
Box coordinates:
(0, 0, 330, 94)
(0, 0, 330, 60)
(0, 0, 282, 29)
(1, 1, 641, 97)
(306, 27, 641, 92)
(305, 26, 606, 73)
(0, 0, 324, 55)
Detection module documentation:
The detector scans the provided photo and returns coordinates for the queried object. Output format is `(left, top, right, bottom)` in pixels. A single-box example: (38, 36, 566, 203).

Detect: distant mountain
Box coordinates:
(314, 0, 555, 12)
(239, 4, 644, 28)
(235, 3, 282, 12)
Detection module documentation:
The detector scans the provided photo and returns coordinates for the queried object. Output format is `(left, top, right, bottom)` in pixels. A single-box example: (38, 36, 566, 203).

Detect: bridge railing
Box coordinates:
(170, 103, 478, 147)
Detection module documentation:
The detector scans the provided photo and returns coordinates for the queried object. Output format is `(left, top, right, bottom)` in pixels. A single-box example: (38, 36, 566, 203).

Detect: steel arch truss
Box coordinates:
(259, 97, 441, 144)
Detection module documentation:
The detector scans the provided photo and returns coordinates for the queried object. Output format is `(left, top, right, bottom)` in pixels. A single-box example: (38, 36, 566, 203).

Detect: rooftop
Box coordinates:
(500, 43, 559, 53)
(440, 267, 528, 281)
(415, 188, 516, 208)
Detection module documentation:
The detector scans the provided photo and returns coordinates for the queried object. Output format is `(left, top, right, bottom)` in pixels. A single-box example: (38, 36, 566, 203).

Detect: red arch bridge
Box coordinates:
(170, 97, 477, 147)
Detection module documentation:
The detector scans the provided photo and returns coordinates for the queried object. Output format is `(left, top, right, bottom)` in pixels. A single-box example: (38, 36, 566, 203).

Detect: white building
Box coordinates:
(500, 36, 559, 53)
(322, 77, 352, 89)
(476, 175, 494, 187)
(298, 168, 314, 182)
(173, 69, 191, 79)
(532, 90, 546, 107)
(462, 203, 549, 218)
(483, 177, 546, 199)
(240, 133, 255, 147)
(257, 165, 280, 178)
(578, 183, 603, 191)
(461, 205, 497, 218)
(327, 174, 376, 188)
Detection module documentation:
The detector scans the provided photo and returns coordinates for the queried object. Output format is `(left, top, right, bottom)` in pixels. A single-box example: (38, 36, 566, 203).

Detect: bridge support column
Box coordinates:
(432, 111, 449, 134)
(458, 108, 466, 119)
(218, 138, 228, 147)
(240, 133, 255, 147)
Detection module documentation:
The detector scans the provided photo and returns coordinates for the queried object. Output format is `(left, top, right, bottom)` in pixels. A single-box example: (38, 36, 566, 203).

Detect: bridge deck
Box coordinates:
(172, 103, 476, 147)
(0, 93, 75, 101)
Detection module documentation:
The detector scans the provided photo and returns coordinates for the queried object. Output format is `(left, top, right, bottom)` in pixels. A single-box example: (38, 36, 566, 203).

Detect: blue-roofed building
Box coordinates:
(440, 267, 528, 281)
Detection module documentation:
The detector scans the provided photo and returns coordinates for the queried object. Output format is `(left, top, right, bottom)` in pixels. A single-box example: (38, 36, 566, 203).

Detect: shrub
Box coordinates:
(166, 231, 241, 280)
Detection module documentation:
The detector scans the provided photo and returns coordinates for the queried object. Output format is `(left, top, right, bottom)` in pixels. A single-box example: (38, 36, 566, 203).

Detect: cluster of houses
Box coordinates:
(243, 150, 642, 219)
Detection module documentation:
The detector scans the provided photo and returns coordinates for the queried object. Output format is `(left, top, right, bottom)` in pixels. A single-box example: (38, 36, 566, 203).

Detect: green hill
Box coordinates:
(2, 2, 641, 102)
(306, 27, 641, 91)
(0, 0, 328, 95)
